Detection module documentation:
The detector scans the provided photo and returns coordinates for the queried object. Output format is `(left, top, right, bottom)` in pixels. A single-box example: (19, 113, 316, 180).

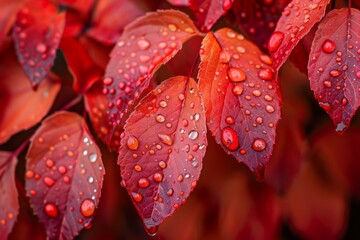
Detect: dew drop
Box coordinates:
(259, 55, 272, 65)
(131, 192, 143, 202)
(36, 43, 47, 53)
(357, 71, 360, 79)
(330, 70, 341, 77)
(268, 32, 284, 52)
(159, 161, 167, 169)
(127, 136, 139, 150)
(88, 176, 94, 183)
(219, 51, 231, 63)
(221, 127, 239, 151)
(137, 39, 150, 50)
(323, 80, 331, 88)
(252, 90, 262, 97)
(222, 0, 232, 10)
(225, 116, 235, 124)
(43, 176, 55, 187)
(153, 173, 163, 182)
(228, 67, 246, 82)
(89, 153, 98, 163)
(80, 199, 95, 217)
(193, 113, 200, 121)
(322, 39, 336, 53)
(168, 24, 177, 31)
(232, 85, 244, 96)
(103, 77, 113, 86)
(145, 225, 158, 236)
(25, 170, 34, 179)
(265, 105, 275, 113)
(252, 138, 267, 151)
(188, 130, 199, 140)
(134, 164, 142, 172)
(159, 100, 167, 108)
(158, 133, 173, 146)
(258, 69, 273, 80)
(138, 178, 150, 188)
(156, 114, 165, 123)
(44, 203, 58, 218)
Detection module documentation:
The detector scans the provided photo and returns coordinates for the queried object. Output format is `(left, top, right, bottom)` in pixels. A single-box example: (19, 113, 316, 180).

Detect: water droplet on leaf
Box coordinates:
(268, 32, 284, 52)
(221, 127, 239, 151)
(80, 199, 95, 217)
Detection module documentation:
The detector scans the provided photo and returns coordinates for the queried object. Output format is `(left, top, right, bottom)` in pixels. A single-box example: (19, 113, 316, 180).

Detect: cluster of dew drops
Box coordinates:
(24, 134, 103, 229)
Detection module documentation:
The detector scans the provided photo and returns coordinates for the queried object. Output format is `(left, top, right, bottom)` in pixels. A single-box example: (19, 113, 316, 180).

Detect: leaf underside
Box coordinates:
(103, 10, 200, 129)
(12, 0, 65, 88)
(118, 76, 207, 231)
(26, 111, 105, 240)
(308, 8, 360, 132)
(198, 28, 282, 178)
(269, 0, 331, 70)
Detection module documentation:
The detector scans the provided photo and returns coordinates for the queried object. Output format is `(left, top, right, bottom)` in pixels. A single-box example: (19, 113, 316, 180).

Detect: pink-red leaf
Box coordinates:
(308, 8, 360, 132)
(189, 0, 234, 32)
(0, 0, 23, 47)
(103, 10, 199, 127)
(12, 0, 65, 88)
(167, 0, 190, 6)
(0, 151, 19, 239)
(269, 0, 330, 70)
(60, 37, 103, 94)
(118, 76, 207, 232)
(198, 28, 282, 177)
(58, 0, 94, 15)
(0, 47, 60, 144)
(86, 0, 151, 45)
(25, 111, 105, 239)
(231, 0, 282, 53)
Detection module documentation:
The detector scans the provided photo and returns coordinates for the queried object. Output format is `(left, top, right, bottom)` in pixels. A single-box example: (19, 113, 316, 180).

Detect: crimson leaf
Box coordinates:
(231, 0, 282, 53)
(268, 0, 330, 70)
(0, 47, 60, 144)
(198, 28, 282, 178)
(0, 0, 23, 47)
(0, 151, 18, 239)
(189, 0, 234, 32)
(26, 111, 105, 239)
(103, 10, 199, 127)
(118, 76, 207, 233)
(308, 8, 360, 132)
(12, 0, 65, 88)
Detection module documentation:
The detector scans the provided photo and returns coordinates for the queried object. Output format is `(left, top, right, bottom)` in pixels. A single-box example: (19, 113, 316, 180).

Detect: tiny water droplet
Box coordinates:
(103, 77, 113, 86)
(25, 170, 34, 179)
(80, 199, 95, 217)
(322, 39, 336, 53)
(225, 116, 235, 124)
(153, 173, 163, 182)
(36, 43, 47, 53)
(222, 0, 232, 10)
(137, 39, 150, 50)
(127, 136, 139, 150)
(228, 67, 246, 82)
(156, 114, 165, 123)
(145, 225, 158, 236)
(265, 105, 275, 113)
(89, 153, 98, 163)
(219, 51, 231, 63)
(259, 55, 272, 65)
(88, 176, 94, 183)
(252, 138, 267, 151)
(44, 203, 58, 218)
(138, 178, 150, 188)
(188, 130, 199, 140)
(232, 85, 244, 96)
(158, 133, 173, 146)
(43, 176, 55, 187)
(131, 192, 143, 202)
(258, 69, 273, 80)
(221, 127, 239, 151)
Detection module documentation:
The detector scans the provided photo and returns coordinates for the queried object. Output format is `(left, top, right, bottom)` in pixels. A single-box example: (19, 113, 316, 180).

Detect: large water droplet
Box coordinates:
(158, 133, 173, 146)
(322, 39, 336, 53)
(258, 69, 273, 80)
(228, 68, 246, 82)
(268, 32, 284, 52)
(127, 136, 139, 150)
(137, 39, 150, 50)
(138, 178, 150, 188)
(89, 153, 98, 163)
(252, 138, 267, 151)
(188, 130, 199, 140)
(44, 203, 58, 218)
(80, 199, 95, 217)
(221, 127, 239, 151)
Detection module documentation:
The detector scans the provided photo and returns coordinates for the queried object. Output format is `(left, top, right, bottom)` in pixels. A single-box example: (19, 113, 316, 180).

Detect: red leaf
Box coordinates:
(189, 0, 234, 32)
(231, 0, 282, 53)
(0, 0, 23, 47)
(58, 0, 94, 15)
(103, 10, 199, 127)
(167, 0, 190, 6)
(0, 151, 19, 239)
(118, 76, 207, 232)
(0, 47, 60, 144)
(25, 111, 105, 239)
(269, 0, 330, 70)
(86, 0, 151, 45)
(308, 8, 360, 132)
(198, 29, 282, 177)
(60, 37, 104, 93)
(12, 0, 65, 88)
(284, 160, 347, 240)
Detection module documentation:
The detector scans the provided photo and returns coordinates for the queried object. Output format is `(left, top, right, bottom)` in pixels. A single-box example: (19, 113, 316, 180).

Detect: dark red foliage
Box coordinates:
(269, 0, 330, 70)
(0, 152, 18, 239)
(26, 111, 105, 239)
(231, 0, 282, 53)
(0, 0, 23, 48)
(189, 0, 234, 32)
(12, 0, 65, 88)
(103, 10, 200, 127)
(308, 8, 360, 132)
(118, 76, 207, 231)
(198, 28, 282, 178)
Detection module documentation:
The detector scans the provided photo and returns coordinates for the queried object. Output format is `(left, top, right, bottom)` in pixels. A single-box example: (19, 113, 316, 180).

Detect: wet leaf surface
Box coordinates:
(26, 111, 105, 239)
(118, 76, 207, 233)
(198, 28, 282, 178)
(308, 8, 360, 132)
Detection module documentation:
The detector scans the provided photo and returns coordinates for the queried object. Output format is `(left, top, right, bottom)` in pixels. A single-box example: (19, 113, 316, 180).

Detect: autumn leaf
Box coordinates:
(268, 0, 330, 70)
(198, 29, 282, 178)
(103, 10, 200, 127)
(86, 0, 152, 45)
(167, 0, 190, 6)
(308, 8, 360, 132)
(189, 0, 234, 32)
(231, 0, 282, 53)
(60, 37, 103, 94)
(118, 76, 207, 233)
(0, 47, 60, 144)
(58, 0, 94, 16)
(25, 111, 105, 239)
(0, 0, 23, 47)
(0, 152, 19, 239)
(12, 0, 65, 88)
